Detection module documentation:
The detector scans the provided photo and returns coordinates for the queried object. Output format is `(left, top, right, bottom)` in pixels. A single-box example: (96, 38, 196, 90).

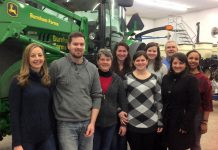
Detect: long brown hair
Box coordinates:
(169, 52, 190, 75)
(17, 43, 51, 86)
(145, 42, 162, 72)
(112, 42, 131, 75)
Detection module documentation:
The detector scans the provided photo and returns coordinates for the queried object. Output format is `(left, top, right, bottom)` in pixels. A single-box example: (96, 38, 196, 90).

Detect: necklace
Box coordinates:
(133, 70, 151, 80)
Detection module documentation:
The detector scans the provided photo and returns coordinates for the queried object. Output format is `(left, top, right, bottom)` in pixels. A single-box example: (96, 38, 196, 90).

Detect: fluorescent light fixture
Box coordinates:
(92, 3, 100, 11)
(135, 0, 190, 11)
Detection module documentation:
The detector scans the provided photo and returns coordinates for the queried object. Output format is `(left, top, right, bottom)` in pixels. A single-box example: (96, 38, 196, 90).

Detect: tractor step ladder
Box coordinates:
(168, 16, 196, 44)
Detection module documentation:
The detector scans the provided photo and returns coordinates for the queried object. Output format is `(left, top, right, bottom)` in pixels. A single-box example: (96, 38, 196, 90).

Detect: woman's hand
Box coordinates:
(119, 126, 127, 136)
(14, 145, 23, 150)
(179, 128, 187, 134)
(200, 123, 208, 134)
(118, 111, 128, 125)
(157, 127, 163, 133)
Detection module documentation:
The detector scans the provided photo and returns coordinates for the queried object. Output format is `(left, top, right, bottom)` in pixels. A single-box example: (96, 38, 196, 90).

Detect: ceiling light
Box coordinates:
(92, 3, 100, 11)
(135, 0, 190, 11)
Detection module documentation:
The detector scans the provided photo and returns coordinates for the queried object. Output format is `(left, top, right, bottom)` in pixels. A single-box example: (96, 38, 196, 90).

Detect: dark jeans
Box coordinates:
(191, 112, 203, 150)
(22, 134, 57, 150)
(110, 125, 127, 150)
(127, 130, 156, 150)
(93, 124, 116, 150)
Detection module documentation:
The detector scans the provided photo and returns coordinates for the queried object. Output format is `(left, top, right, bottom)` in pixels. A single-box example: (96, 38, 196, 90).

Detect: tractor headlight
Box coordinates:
(89, 32, 96, 40)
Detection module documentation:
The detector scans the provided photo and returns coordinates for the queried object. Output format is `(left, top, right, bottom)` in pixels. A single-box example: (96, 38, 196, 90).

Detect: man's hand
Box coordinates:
(85, 123, 95, 137)
(85, 108, 99, 137)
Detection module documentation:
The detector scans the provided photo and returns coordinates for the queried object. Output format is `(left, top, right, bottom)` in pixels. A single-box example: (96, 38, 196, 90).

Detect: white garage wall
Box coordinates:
(127, 7, 218, 45)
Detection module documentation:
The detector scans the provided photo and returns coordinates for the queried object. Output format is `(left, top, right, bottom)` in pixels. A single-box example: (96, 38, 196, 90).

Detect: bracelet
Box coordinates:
(201, 122, 208, 125)
(121, 124, 127, 127)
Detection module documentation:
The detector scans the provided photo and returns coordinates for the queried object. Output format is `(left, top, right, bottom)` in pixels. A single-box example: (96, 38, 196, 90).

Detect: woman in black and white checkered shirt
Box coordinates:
(125, 51, 163, 150)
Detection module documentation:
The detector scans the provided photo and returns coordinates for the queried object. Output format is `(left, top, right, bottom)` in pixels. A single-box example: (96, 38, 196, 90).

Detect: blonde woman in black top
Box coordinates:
(9, 43, 56, 150)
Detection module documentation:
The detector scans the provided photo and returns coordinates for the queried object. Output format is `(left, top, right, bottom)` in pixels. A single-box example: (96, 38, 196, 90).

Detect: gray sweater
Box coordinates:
(49, 54, 102, 122)
(147, 62, 167, 84)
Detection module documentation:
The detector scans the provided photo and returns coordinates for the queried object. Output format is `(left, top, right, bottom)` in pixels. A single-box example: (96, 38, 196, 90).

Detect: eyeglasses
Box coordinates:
(167, 46, 176, 49)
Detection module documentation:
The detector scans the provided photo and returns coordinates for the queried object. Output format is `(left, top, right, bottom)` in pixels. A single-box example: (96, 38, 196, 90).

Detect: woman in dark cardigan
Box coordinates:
(93, 48, 128, 150)
(161, 53, 201, 150)
(9, 43, 56, 150)
(111, 42, 131, 150)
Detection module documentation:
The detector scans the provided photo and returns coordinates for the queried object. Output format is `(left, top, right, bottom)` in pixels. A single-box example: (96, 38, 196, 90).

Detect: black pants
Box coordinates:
(127, 131, 156, 150)
(110, 124, 127, 150)
(0, 131, 3, 141)
(22, 134, 57, 150)
(154, 133, 167, 150)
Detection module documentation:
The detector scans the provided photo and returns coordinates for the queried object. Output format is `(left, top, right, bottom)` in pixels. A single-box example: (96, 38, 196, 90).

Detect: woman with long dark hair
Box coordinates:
(145, 42, 167, 83)
(112, 42, 131, 79)
(161, 53, 200, 150)
(110, 42, 132, 150)
(187, 50, 213, 150)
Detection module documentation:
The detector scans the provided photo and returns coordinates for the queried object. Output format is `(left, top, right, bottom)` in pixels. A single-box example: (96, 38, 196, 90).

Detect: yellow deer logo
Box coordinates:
(7, 3, 18, 17)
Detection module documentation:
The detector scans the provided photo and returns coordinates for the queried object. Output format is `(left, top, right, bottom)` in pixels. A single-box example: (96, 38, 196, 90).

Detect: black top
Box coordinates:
(161, 72, 201, 148)
(98, 69, 112, 77)
(9, 71, 54, 147)
(113, 67, 132, 80)
(162, 72, 200, 130)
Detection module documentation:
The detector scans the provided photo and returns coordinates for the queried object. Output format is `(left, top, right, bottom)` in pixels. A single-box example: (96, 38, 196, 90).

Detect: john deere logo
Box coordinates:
(7, 2, 18, 17)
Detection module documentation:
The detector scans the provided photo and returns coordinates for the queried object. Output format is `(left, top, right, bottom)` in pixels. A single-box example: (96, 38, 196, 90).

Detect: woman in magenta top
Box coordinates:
(187, 50, 213, 150)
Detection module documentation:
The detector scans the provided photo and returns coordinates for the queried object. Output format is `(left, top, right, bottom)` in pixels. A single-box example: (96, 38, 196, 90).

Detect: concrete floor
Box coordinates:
(201, 100, 218, 150)
(0, 135, 11, 150)
(1, 101, 218, 150)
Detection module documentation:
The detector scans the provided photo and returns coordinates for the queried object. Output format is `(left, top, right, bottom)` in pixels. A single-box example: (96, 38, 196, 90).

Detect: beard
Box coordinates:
(72, 53, 83, 58)
(71, 51, 84, 59)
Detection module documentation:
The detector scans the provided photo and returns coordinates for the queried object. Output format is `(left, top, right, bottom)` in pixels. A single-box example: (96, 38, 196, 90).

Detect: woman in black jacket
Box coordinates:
(161, 53, 200, 150)
(93, 48, 128, 150)
(9, 43, 57, 150)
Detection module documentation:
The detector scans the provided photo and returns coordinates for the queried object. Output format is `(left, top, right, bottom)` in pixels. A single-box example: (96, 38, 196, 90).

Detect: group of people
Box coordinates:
(9, 32, 213, 150)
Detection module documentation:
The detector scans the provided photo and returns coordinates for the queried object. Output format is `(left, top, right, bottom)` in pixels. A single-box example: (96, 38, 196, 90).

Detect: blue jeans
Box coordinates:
(22, 134, 57, 150)
(93, 124, 116, 150)
(57, 120, 93, 150)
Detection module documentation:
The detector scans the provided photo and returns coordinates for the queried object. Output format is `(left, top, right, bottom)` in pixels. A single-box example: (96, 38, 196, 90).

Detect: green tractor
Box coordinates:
(0, 0, 145, 139)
